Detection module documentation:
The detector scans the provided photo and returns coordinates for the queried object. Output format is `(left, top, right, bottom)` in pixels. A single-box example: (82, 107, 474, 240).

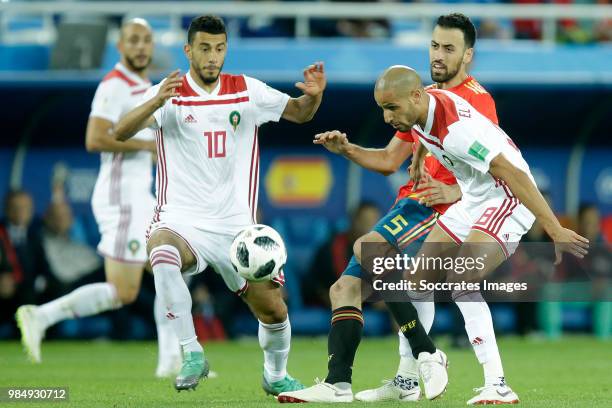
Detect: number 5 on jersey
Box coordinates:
(204, 131, 226, 158)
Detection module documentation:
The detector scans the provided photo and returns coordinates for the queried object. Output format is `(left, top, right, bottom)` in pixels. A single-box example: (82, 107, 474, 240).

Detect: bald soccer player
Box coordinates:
(343, 66, 586, 405)
(16, 19, 182, 378)
(356, 14, 523, 404)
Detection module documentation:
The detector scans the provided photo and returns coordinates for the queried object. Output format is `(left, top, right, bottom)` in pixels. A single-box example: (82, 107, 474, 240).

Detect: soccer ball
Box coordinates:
(230, 224, 287, 282)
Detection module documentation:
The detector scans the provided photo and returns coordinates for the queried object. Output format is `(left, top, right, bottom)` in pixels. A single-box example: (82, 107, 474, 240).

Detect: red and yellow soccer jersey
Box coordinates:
(394, 76, 498, 214)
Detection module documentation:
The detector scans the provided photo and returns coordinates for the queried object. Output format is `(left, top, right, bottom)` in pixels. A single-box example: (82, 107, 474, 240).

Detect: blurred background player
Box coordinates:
(113, 15, 326, 392)
(356, 13, 508, 403)
(15, 18, 183, 378)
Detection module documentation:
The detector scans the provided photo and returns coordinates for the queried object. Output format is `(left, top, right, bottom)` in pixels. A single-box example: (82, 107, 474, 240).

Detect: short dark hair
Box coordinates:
(187, 15, 226, 44)
(436, 13, 476, 48)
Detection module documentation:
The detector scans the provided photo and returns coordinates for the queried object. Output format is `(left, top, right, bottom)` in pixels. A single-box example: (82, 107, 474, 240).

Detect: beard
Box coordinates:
(124, 55, 151, 73)
(197, 62, 224, 84)
(430, 59, 462, 83)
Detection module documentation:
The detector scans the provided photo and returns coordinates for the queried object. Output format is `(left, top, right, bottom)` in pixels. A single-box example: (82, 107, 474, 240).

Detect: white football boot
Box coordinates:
(15, 305, 45, 363)
(467, 382, 519, 405)
(278, 379, 353, 403)
(417, 349, 448, 400)
(355, 376, 420, 402)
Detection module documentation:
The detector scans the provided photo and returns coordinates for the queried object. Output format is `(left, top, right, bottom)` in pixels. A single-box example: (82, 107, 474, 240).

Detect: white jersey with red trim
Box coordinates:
(413, 89, 536, 204)
(90, 63, 154, 207)
(142, 72, 289, 232)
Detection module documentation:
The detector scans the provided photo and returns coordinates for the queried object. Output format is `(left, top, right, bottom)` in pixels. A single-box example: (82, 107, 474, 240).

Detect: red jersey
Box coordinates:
(395, 76, 498, 214)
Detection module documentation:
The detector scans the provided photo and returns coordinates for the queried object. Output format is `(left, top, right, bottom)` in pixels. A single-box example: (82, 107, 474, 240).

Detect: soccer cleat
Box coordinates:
(278, 379, 353, 403)
(262, 374, 304, 396)
(174, 351, 209, 391)
(15, 305, 45, 363)
(355, 376, 421, 402)
(417, 349, 448, 400)
(466, 383, 520, 405)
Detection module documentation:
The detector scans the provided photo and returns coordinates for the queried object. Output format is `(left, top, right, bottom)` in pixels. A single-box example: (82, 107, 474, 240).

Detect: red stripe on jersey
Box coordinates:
(413, 128, 444, 150)
(218, 74, 248, 95)
(102, 69, 138, 87)
(485, 199, 510, 232)
(131, 89, 147, 95)
(179, 75, 199, 97)
(171, 96, 249, 106)
(248, 127, 258, 222)
(159, 128, 168, 206)
(493, 199, 519, 235)
(155, 130, 161, 208)
(427, 90, 460, 143)
(251, 133, 260, 223)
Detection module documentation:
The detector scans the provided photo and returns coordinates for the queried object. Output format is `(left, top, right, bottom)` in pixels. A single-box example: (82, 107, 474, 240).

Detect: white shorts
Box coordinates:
(92, 202, 153, 264)
(147, 219, 249, 295)
(437, 196, 535, 258)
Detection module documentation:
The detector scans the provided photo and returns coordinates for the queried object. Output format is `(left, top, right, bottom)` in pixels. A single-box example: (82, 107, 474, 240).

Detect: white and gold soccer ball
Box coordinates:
(230, 224, 287, 282)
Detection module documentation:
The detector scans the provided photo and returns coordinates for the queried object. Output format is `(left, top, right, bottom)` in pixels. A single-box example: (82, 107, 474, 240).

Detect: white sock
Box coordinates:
(150, 245, 202, 354)
(408, 290, 435, 333)
(397, 331, 418, 380)
(37, 282, 121, 330)
(453, 291, 504, 386)
(154, 294, 181, 364)
(258, 317, 291, 383)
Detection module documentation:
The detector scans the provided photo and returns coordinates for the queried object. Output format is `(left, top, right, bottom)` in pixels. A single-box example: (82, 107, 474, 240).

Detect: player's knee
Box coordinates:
(255, 299, 288, 324)
(353, 236, 365, 263)
(329, 278, 359, 306)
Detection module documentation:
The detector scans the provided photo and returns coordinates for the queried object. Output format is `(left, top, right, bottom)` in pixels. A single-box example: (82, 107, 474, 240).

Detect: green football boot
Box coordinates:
(262, 374, 305, 396)
(174, 351, 209, 391)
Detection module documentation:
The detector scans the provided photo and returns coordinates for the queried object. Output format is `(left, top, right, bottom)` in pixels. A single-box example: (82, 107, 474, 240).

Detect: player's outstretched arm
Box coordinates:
(114, 70, 183, 141)
(314, 130, 412, 176)
(489, 153, 589, 264)
(86, 117, 156, 154)
(282, 62, 326, 123)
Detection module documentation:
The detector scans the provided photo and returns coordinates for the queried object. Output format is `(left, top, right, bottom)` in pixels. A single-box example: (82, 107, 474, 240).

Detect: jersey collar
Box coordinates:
(115, 62, 150, 86)
(186, 71, 221, 96)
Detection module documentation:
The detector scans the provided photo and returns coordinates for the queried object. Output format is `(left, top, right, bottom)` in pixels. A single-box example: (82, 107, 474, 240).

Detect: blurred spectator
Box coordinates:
(41, 201, 104, 298)
(0, 220, 21, 337)
(302, 201, 380, 307)
(0, 190, 50, 305)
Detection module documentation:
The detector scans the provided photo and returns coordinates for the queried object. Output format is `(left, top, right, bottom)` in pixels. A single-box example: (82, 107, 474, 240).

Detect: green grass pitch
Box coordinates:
(1, 336, 610, 407)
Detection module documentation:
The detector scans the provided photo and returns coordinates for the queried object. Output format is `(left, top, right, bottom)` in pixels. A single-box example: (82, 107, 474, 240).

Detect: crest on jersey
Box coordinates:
(229, 110, 241, 131)
(128, 239, 140, 255)
(442, 155, 454, 167)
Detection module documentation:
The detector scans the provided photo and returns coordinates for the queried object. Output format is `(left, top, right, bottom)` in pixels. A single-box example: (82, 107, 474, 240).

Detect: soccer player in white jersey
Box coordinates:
(113, 15, 326, 392)
(16, 19, 183, 377)
(375, 66, 588, 404)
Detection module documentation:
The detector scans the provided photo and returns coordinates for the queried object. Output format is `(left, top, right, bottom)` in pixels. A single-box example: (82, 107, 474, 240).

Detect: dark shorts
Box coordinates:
(343, 198, 438, 279)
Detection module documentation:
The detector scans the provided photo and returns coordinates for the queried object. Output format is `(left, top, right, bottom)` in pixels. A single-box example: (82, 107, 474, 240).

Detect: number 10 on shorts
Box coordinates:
(204, 131, 226, 158)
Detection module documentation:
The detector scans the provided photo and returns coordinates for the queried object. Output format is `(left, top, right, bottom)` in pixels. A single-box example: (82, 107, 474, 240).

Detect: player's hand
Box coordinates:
(313, 130, 349, 154)
(154, 70, 182, 107)
(409, 158, 426, 191)
(550, 227, 590, 265)
(295, 62, 326, 97)
(414, 175, 461, 207)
